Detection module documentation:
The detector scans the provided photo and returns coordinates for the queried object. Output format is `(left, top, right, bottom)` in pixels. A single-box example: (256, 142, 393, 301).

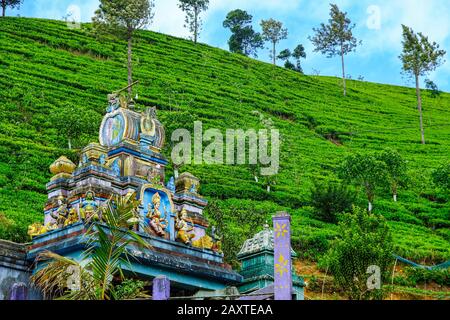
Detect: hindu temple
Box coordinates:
(25, 93, 242, 295)
(0, 92, 306, 300)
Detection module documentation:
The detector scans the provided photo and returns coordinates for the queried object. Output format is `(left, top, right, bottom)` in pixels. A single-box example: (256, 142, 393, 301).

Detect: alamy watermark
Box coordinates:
(366, 265, 381, 290)
(171, 121, 280, 176)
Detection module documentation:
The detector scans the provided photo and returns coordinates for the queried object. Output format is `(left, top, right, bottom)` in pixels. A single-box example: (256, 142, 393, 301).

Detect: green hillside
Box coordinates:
(0, 17, 449, 265)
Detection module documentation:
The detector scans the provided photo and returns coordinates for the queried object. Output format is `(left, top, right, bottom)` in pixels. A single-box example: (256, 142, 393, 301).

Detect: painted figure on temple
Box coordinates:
(106, 93, 120, 113)
(99, 154, 106, 166)
(64, 208, 80, 227)
(27, 223, 52, 239)
(175, 208, 195, 245)
(51, 196, 69, 228)
(111, 159, 121, 176)
(166, 176, 175, 193)
(80, 191, 100, 223)
(192, 235, 214, 250)
(125, 191, 141, 230)
(147, 165, 163, 185)
(211, 226, 223, 253)
(146, 192, 167, 237)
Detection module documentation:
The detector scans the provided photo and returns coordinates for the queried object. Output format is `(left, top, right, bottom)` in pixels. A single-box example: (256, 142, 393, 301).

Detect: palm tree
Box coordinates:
(31, 192, 150, 300)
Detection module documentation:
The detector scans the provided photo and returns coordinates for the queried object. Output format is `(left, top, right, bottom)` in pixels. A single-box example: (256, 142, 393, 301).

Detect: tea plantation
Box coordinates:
(0, 17, 448, 266)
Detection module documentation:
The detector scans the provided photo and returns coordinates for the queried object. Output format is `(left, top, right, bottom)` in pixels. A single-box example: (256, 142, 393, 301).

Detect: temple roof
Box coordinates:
(237, 224, 296, 258)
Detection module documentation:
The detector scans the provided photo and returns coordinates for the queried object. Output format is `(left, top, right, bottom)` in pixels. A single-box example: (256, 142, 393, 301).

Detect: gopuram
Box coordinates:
(26, 93, 242, 295)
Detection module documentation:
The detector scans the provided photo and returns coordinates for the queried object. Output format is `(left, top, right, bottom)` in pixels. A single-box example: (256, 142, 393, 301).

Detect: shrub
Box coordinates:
(432, 163, 450, 192)
(321, 206, 394, 300)
(310, 181, 355, 223)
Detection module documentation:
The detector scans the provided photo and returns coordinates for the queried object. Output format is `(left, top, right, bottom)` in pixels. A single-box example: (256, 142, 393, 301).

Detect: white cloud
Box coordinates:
(148, 0, 189, 38)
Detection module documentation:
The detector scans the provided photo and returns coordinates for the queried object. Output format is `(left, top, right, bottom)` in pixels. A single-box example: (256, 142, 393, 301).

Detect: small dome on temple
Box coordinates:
(50, 156, 76, 175)
(237, 224, 296, 258)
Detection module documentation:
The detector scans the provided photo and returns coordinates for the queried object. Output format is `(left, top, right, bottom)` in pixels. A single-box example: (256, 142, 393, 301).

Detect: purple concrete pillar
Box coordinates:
(152, 275, 170, 300)
(9, 282, 28, 300)
(273, 211, 292, 300)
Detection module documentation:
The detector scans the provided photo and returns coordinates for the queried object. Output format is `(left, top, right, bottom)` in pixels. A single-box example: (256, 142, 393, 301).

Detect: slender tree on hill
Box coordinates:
(260, 18, 288, 66)
(292, 44, 306, 73)
(378, 149, 407, 202)
(309, 4, 360, 96)
(223, 9, 263, 57)
(92, 0, 155, 97)
(277, 48, 292, 69)
(399, 25, 446, 145)
(1, 0, 22, 17)
(178, 0, 209, 44)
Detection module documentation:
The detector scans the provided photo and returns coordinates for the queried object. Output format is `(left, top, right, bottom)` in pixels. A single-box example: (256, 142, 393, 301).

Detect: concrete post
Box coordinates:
(273, 211, 292, 300)
(152, 275, 170, 300)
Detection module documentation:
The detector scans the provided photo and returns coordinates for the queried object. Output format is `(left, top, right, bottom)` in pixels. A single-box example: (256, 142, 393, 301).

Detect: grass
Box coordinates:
(0, 17, 449, 264)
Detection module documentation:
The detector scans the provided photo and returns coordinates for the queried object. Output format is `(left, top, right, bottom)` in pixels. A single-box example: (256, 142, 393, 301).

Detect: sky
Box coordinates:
(7, 0, 450, 92)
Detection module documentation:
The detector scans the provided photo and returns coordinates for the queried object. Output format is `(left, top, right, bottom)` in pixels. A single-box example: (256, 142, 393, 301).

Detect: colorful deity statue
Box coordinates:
(146, 192, 167, 237)
(125, 191, 141, 230)
(175, 208, 195, 245)
(27, 223, 55, 239)
(106, 93, 120, 113)
(80, 191, 100, 223)
(166, 176, 175, 193)
(64, 208, 80, 227)
(211, 226, 223, 253)
(50, 196, 69, 229)
(192, 235, 214, 250)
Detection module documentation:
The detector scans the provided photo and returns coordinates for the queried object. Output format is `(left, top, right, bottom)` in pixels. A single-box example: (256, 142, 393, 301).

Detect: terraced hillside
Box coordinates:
(0, 17, 449, 265)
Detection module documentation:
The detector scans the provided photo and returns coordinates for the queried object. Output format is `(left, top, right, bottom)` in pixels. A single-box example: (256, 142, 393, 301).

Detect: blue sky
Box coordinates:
(8, 0, 450, 92)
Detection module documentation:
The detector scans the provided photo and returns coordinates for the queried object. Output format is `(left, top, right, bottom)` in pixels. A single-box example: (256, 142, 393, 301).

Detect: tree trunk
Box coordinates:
(341, 45, 346, 96)
(2, 2, 5, 17)
(267, 185, 271, 192)
(254, 175, 259, 183)
(68, 138, 72, 150)
(194, 7, 198, 43)
(393, 194, 397, 202)
(272, 41, 276, 65)
(368, 201, 373, 212)
(127, 29, 133, 98)
(415, 74, 425, 144)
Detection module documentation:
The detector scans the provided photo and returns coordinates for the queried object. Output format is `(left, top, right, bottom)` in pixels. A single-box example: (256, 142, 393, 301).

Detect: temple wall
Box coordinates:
(0, 240, 41, 300)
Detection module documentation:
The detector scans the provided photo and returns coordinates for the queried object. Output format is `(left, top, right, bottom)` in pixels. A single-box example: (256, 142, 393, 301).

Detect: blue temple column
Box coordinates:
(273, 211, 292, 300)
(153, 275, 170, 300)
(9, 282, 28, 300)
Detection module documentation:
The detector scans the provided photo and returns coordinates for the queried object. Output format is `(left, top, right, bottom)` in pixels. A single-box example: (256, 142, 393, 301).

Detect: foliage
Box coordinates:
(277, 49, 291, 61)
(395, 267, 450, 287)
(338, 152, 388, 211)
(432, 162, 450, 192)
(223, 9, 263, 57)
(260, 18, 288, 65)
(178, 0, 209, 43)
(292, 44, 306, 73)
(31, 193, 149, 300)
(322, 206, 394, 300)
(377, 148, 408, 201)
(309, 3, 360, 95)
(1, 0, 22, 17)
(399, 25, 446, 144)
(400, 25, 446, 79)
(113, 279, 149, 300)
(92, 0, 155, 95)
(50, 104, 101, 150)
(425, 79, 441, 98)
(310, 181, 356, 223)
